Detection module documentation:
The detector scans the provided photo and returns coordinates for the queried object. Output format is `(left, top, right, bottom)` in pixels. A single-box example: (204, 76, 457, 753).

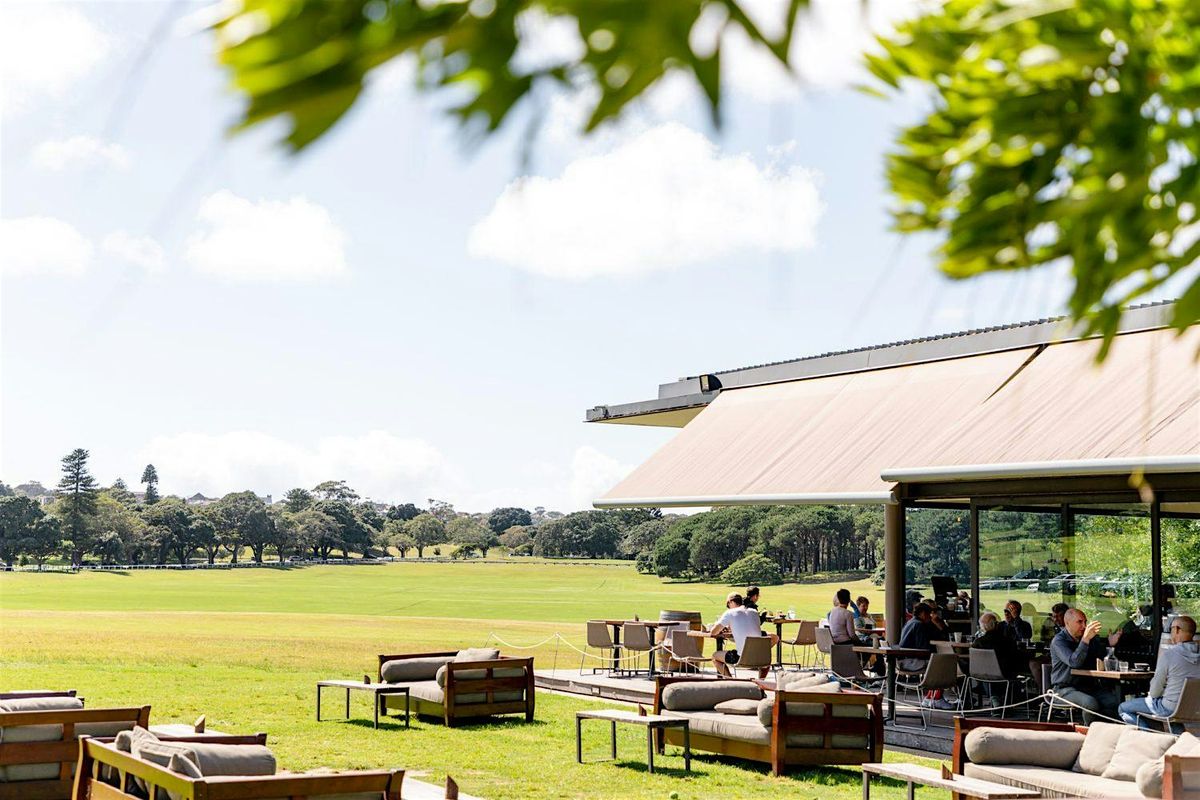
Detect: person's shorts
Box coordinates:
(724, 650, 740, 665)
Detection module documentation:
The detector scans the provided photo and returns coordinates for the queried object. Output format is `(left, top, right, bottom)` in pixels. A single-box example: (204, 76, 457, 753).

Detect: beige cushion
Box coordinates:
(964, 763, 1143, 798)
(964, 727, 1085, 769)
(407, 681, 445, 705)
(380, 656, 452, 683)
(0, 695, 87, 782)
(660, 681, 762, 711)
(757, 697, 774, 727)
(435, 650, 506, 685)
(1135, 732, 1200, 798)
(455, 648, 500, 662)
(1076, 721, 1126, 776)
(714, 698, 759, 716)
(1101, 726, 1176, 781)
(660, 708, 869, 750)
(776, 672, 833, 690)
(168, 753, 203, 779)
(185, 743, 276, 776)
(136, 741, 199, 769)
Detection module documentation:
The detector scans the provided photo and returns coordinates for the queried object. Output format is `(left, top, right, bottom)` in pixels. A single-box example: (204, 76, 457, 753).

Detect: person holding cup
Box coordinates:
(1049, 608, 1122, 723)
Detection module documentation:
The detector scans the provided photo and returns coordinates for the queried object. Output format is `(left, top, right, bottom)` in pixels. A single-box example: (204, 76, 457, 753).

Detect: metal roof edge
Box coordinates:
(881, 456, 1200, 483)
(587, 301, 1177, 423)
(593, 491, 895, 508)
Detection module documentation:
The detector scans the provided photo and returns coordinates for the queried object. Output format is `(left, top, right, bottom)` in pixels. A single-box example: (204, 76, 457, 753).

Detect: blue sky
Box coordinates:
(1, 1, 1090, 511)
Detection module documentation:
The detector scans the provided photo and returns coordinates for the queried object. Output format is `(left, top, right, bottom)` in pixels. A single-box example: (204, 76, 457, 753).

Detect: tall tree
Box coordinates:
(141, 498, 197, 565)
(487, 507, 532, 535)
(386, 503, 420, 522)
(312, 480, 359, 503)
(23, 516, 62, 570)
(404, 514, 445, 558)
(107, 478, 138, 508)
(447, 517, 497, 559)
(215, 491, 275, 564)
(57, 448, 100, 566)
(141, 464, 160, 505)
(283, 487, 314, 513)
(0, 496, 45, 567)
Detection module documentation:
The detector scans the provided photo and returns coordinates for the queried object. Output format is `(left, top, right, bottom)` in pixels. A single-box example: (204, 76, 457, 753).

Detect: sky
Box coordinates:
(0, 0, 1116, 512)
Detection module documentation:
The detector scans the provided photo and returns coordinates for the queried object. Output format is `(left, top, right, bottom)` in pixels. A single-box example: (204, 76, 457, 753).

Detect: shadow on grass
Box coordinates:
(608, 760, 704, 777)
(663, 752, 872, 786)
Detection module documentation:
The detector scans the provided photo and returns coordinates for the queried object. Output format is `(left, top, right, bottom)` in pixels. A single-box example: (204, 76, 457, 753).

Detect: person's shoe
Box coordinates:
(931, 698, 956, 711)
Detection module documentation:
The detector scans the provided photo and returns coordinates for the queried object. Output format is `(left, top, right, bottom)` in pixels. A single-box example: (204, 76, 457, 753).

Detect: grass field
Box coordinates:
(0, 562, 935, 799)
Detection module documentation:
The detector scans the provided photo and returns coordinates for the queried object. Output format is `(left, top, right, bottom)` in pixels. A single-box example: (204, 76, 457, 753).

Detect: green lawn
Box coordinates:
(0, 562, 933, 799)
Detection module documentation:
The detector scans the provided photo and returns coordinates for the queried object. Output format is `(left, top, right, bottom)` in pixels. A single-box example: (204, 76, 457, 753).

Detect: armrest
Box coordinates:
(156, 733, 269, 745)
(1163, 754, 1200, 800)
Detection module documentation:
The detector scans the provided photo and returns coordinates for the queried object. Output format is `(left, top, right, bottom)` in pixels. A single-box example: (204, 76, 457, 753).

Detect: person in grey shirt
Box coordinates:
(1119, 615, 1200, 729)
(1049, 608, 1122, 723)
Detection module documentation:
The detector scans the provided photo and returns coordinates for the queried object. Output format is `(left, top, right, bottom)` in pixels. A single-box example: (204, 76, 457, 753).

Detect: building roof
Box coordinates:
(585, 300, 1176, 426)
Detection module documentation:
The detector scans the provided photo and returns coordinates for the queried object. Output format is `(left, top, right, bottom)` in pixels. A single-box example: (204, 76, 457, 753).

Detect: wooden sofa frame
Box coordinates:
(72, 734, 405, 800)
(651, 676, 884, 776)
(953, 717, 1200, 800)
(377, 651, 535, 727)
(0, 691, 78, 702)
(0, 704, 150, 800)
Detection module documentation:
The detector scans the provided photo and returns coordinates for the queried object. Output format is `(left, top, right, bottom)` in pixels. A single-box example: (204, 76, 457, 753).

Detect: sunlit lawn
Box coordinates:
(0, 562, 936, 799)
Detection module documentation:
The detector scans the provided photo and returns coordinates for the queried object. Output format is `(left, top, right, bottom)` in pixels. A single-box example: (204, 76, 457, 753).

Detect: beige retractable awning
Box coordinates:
(886, 325, 1200, 473)
(595, 346, 1038, 507)
(595, 325, 1200, 508)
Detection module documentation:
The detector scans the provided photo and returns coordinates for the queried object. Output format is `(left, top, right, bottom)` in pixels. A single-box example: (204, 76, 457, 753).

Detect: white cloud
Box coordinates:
(568, 446, 634, 511)
(102, 231, 165, 273)
(137, 430, 454, 503)
(0, 4, 112, 112)
(468, 122, 822, 279)
(33, 135, 130, 171)
(184, 190, 348, 282)
(0, 216, 93, 277)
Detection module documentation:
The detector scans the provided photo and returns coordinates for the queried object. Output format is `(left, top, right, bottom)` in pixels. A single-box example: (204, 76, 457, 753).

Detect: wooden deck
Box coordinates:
(534, 669, 956, 755)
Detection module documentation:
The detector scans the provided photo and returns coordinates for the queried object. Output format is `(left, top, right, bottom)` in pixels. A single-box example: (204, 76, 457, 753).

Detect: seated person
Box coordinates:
(972, 611, 1023, 679)
(744, 585, 770, 625)
(899, 602, 951, 709)
(829, 589, 863, 645)
(855, 596, 876, 632)
(709, 592, 778, 679)
(1049, 608, 1122, 723)
(999, 599, 1033, 642)
(1041, 602, 1069, 643)
(1118, 615, 1200, 729)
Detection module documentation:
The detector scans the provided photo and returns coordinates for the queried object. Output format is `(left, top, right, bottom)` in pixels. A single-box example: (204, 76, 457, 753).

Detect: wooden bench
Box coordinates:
(72, 735, 404, 800)
(377, 651, 535, 727)
(0, 704, 150, 800)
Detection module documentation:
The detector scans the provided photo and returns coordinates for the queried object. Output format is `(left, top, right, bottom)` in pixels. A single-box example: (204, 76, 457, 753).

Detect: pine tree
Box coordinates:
(141, 464, 160, 505)
(57, 448, 99, 566)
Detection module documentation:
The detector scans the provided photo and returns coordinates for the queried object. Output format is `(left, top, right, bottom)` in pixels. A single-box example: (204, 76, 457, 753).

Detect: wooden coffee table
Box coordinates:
(862, 762, 1039, 800)
(316, 680, 409, 729)
(575, 709, 690, 774)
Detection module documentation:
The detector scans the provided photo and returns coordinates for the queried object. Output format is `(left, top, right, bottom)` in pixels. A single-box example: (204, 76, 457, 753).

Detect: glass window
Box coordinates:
(1161, 516, 1200, 635)
(1071, 505, 1154, 663)
(977, 508, 1064, 643)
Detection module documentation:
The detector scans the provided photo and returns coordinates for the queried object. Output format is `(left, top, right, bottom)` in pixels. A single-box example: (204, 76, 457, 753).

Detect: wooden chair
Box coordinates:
(71, 734, 404, 800)
(0, 703, 149, 800)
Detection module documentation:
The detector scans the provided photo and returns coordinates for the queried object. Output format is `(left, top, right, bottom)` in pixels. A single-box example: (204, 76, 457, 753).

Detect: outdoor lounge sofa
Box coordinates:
(953, 717, 1200, 799)
(72, 727, 405, 800)
(650, 672, 884, 776)
(377, 648, 535, 727)
(0, 694, 150, 800)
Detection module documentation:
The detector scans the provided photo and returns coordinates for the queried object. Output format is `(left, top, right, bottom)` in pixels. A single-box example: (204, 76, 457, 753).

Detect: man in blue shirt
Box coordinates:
(1049, 608, 1122, 723)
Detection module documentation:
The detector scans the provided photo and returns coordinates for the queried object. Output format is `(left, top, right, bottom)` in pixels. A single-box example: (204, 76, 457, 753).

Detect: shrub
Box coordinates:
(634, 552, 655, 574)
(721, 553, 783, 586)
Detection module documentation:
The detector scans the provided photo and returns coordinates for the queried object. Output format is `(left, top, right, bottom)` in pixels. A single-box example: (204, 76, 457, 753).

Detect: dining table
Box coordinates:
(1070, 667, 1153, 699)
(596, 619, 663, 673)
(852, 645, 933, 721)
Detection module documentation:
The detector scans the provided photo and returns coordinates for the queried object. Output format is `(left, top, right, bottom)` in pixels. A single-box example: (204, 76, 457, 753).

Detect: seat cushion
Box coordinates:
(168, 753, 203, 779)
(660, 681, 762, 711)
(0, 695, 87, 782)
(406, 681, 445, 705)
(963, 763, 1142, 798)
(714, 698, 759, 716)
(964, 727, 1085, 769)
(380, 656, 453, 683)
(1135, 732, 1200, 798)
(1100, 726, 1176, 781)
(1075, 721, 1126, 776)
(660, 710, 770, 745)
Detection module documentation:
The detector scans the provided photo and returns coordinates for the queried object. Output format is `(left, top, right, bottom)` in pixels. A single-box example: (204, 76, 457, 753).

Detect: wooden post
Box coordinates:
(969, 503, 980, 635)
(885, 501, 906, 645)
(1151, 499, 1163, 645)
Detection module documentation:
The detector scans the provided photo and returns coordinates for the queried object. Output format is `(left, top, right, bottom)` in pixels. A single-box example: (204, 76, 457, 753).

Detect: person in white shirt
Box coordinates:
(709, 592, 779, 678)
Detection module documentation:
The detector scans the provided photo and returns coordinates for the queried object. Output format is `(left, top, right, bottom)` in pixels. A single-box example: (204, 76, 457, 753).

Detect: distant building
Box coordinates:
(186, 493, 219, 506)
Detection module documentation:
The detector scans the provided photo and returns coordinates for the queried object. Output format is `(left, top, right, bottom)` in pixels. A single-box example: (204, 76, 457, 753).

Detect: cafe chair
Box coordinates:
(784, 620, 819, 669)
(966, 648, 1015, 718)
(1039, 663, 1078, 724)
(669, 629, 710, 674)
(814, 627, 833, 670)
(831, 644, 885, 690)
(729, 635, 777, 679)
(581, 620, 622, 675)
(1135, 677, 1200, 733)
(895, 653, 960, 731)
(620, 622, 655, 677)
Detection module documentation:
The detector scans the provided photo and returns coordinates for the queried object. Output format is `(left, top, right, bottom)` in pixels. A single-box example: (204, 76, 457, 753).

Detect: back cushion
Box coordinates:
(185, 743, 276, 776)
(661, 682, 762, 711)
(380, 657, 453, 683)
(964, 728, 1085, 769)
(714, 698, 760, 716)
(1100, 726, 1177, 781)
(455, 648, 500, 662)
(1075, 722, 1126, 776)
(0, 695, 87, 782)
